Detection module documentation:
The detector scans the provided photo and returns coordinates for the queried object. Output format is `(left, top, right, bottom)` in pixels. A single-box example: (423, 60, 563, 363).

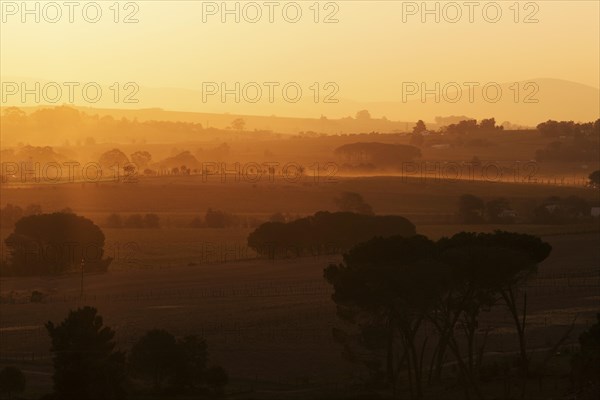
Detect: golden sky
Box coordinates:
(1, 1, 599, 116)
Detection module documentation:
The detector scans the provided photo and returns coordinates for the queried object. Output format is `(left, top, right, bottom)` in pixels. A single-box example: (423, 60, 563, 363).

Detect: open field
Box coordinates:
(1, 175, 599, 398)
(1, 228, 598, 398)
(1, 175, 598, 220)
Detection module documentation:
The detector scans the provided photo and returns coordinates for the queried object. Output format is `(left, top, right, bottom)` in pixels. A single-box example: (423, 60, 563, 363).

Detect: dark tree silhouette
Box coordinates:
(249, 211, 415, 259)
(571, 314, 600, 397)
(355, 110, 372, 120)
(325, 231, 551, 399)
(486, 197, 514, 223)
(334, 192, 374, 215)
(0, 366, 26, 399)
(124, 214, 144, 228)
(205, 208, 237, 228)
(172, 336, 208, 389)
(437, 232, 551, 383)
(98, 148, 129, 175)
(129, 329, 180, 392)
(143, 213, 161, 228)
(45, 307, 127, 400)
(231, 118, 245, 131)
(130, 150, 152, 169)
(334, 142, 421, 169)
(106, 213, 123, 228)
(458, 194, 485, 224)
(589, 170, 600, 188)
(129, 330, 222, 395)
(325, 235, 441, 399)
(412, 120, 427, 134)
(4, 212, 112, 275)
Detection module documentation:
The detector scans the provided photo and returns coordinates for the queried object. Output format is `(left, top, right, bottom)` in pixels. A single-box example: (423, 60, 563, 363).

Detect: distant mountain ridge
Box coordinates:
(1, 78, 598, 131)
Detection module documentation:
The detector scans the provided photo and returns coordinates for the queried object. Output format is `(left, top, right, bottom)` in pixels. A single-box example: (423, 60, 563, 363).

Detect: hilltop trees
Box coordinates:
(334, 142, 421, 169)
(130, 151, 152, 170)
(536, 119, 600, 138)
(248, 211, 416, 259)
(443, 118, 503, 135)
(98, 148, 130, 174)
(355, 110, 372, 120)
(334, 192, 374, 215)
(410, 120, 427, 147)
(325, 231, 551, 399)
(413, 120, 427, 134)
(0, 203, 42, 227)
(45, 307, 127, 400)
(231, 118, 245, 131)
(4, 212, 112, 275)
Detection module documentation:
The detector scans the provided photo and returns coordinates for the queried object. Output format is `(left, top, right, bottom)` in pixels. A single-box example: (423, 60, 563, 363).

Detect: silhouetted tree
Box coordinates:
(106, 213, 123, 228)
(334, 192, 374, 215)
(269, 212, 287, 223)
(335, 142, 421, 169)
(412, 120, 427, 134)
(231, 118, 245, 131)
(486, 198, 514, 223)
(0, 204, 23, 226)
(249, 212, 415, 259)
(325, 231, 551, 399)
(129, 329, 180, 392)
(98, 148, 129, 175)
(189, 217, 205, 228)
(437, 232, 551, 382)
(445, 119, 478, 135)
(458, 194, 485, 223)
(571, 314, 600, 398)
(479, 118, 501, 132)
(0, 366, 26, 399)
(533, 196, 590, 224)
(130, 151, 152, 169)
(124, 214, 144, 228)
(589, 170, 600, 188)
(325, 235, 441, 399)
(355, 110, 372, 120)
(45, 307, 127, 400)
(4, 212, 112, 275)
(143, 213, 160, 228)
(205, 208, 236, 228)
(172, 336, 208, 389)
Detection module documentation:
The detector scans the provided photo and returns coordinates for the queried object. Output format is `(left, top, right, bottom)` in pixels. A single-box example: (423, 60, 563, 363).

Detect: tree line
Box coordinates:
(458, 193, 596, 225)
(247, 211, 416, 259)
(325, 231, 553, 399)
(1, 306, 228, 399)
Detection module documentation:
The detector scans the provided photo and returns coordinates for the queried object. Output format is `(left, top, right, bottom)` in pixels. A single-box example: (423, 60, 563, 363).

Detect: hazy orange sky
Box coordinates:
(1, 1, 599, 118)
